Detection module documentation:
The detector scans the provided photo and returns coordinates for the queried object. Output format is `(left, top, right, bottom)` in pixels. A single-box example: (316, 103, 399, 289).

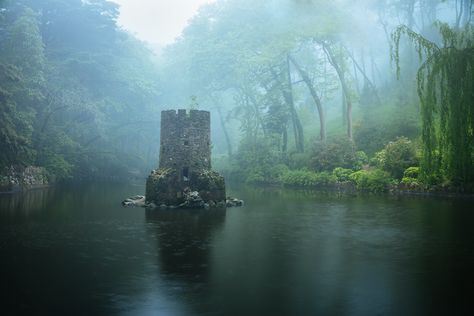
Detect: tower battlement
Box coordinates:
(159, 109, 211, 172)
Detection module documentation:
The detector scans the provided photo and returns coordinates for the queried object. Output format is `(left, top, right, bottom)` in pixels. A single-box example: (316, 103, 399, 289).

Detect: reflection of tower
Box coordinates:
(145, 208, 225, 280)
(159, 110, 211, 182)
(146, 109, 225, 206)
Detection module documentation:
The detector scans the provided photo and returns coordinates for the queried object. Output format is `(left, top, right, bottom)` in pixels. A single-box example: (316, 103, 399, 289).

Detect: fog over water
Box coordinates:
(0, 1, 473, 314)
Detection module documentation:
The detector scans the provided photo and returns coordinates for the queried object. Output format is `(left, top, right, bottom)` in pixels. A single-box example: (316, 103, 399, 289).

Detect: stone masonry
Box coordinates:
(146, 109, 226, 207)
(159, 109, 211, 174)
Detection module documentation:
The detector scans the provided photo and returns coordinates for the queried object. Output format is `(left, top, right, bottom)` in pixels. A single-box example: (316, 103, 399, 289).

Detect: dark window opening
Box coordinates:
(183, 167, 189, 181)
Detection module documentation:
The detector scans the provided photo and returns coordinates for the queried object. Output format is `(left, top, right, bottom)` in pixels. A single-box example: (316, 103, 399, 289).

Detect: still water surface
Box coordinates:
(1, 183, 473, 315)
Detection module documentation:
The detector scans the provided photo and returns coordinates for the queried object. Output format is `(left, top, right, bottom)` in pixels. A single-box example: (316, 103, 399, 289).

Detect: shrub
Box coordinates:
(281, 170, 336, 187)
(400, 166, 422, 189)
(353, 101, 420, 155)
(314, 171, 337, 186)
(234, 136, 282, 183)
(245, 170, 265, 184)
(373, 137, 418, 179)
(400, 176, 420, 187)
(310, 136, 358, 171)
(288, 152, 310, 170)
(354, 151, 369, 170)
(370, 150, 386, 167)
(349, 169, 392, 193)
(403, 166, 420, 179)
(332, 167, 353, 182)
(269, 164, 289, 181)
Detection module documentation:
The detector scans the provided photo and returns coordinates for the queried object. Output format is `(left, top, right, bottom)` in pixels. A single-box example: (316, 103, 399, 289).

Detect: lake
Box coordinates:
(1, 183, 473, 315)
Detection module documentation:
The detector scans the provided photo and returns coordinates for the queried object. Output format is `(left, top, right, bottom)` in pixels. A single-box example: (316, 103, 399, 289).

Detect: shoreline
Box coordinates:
(2, 179, 473, 199)
(227, 179, 474, 198)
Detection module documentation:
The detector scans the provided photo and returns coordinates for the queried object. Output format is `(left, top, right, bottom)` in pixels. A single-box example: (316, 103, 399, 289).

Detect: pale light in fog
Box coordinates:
(112, 0, 216, 45)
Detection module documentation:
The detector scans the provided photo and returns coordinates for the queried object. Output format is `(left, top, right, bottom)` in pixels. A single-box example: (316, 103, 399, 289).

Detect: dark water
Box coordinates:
(1, 183, 474, 316)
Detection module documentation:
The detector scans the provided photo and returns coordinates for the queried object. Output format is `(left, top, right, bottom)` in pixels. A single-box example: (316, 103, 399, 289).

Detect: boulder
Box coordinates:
(122, 195, 146, 207)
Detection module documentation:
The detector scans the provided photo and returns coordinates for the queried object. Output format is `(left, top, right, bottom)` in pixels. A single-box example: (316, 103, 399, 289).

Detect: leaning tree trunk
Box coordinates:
(285, 55, 304, 152)
(322, 43, 353, 141)
(270, 64, 305, 153)
(288, 55, 326, 142)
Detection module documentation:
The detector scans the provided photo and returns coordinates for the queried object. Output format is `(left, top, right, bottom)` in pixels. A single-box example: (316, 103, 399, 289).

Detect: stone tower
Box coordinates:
(159, 109, 211, 179)
(146, 109, 226, 207)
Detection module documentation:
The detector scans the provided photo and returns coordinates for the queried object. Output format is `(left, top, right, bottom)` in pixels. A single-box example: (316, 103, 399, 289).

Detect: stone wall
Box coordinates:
(0, 166, 49, 193)
(159, 109, 211, 178)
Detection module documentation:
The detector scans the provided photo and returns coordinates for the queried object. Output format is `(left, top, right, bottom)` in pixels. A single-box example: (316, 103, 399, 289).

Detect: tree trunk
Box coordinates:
(322, 43, 353, 141)
(288, 55, 326, 141)
(247, 92, 266, 137)
(285, 56, 304, 152)
(462, 0, 472, 26)
(345, 47, 381, 106)
(270, 64, 304, 153)
(216, 106, 233, 159)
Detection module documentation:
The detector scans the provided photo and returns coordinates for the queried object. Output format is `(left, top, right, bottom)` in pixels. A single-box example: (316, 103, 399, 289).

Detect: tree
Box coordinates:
(393, 23, 474, 184)
(0, 0, 161, 179)
(320, 41, 354, 141)
(288, 54, 326, 141)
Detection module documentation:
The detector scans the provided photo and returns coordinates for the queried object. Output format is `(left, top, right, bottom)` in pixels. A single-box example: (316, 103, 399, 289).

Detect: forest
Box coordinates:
(1, 0, 473, 193)
(2, 1, 474, 314)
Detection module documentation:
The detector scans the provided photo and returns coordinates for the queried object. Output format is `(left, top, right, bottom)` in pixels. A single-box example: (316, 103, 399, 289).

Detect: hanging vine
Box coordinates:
(392, 23, 474, 184)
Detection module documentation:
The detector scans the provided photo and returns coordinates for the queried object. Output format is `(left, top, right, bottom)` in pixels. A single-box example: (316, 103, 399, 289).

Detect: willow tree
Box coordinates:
(392, 23, 474, 184)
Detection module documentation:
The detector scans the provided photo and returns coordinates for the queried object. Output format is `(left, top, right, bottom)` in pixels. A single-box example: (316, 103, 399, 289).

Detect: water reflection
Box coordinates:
(0, 187, 57, 221)
(1, 183, 473, 315)
(145, 208, 226, 314)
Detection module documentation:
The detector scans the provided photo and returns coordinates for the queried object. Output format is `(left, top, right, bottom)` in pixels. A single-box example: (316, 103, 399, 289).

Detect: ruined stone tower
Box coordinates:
(146, 109, 226, 207)
(159, 109, 211, 179)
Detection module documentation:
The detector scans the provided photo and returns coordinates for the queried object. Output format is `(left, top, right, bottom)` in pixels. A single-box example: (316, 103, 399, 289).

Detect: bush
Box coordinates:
(354, 151, 369, 170)
(245, 170, 265, 184)
(281, 170, 336, 187)
(403, 166, 420, 179)
(400, 166, 422, 189)
(288, 152, 310, 170)
(332, 167, 353, 182)
(310, 136, 358, 171)
(373, 137, 418, 179)
(400, 176, 420, 187)
(349, 169, 392, 193)
(269, 164, 289, 181)
(234, 136, 282, 183)
(354, 101, 420, 155)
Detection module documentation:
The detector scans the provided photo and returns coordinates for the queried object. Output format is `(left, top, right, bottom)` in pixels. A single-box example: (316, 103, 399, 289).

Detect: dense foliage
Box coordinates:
(0, 0, 161, 180)
(371, 137, 418, 179)
(1, 0, 473, 192)
(393, 23, 474, 185)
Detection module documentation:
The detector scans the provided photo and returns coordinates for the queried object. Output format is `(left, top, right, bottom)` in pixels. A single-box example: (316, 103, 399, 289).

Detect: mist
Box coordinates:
(1, 0, 474, 315)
